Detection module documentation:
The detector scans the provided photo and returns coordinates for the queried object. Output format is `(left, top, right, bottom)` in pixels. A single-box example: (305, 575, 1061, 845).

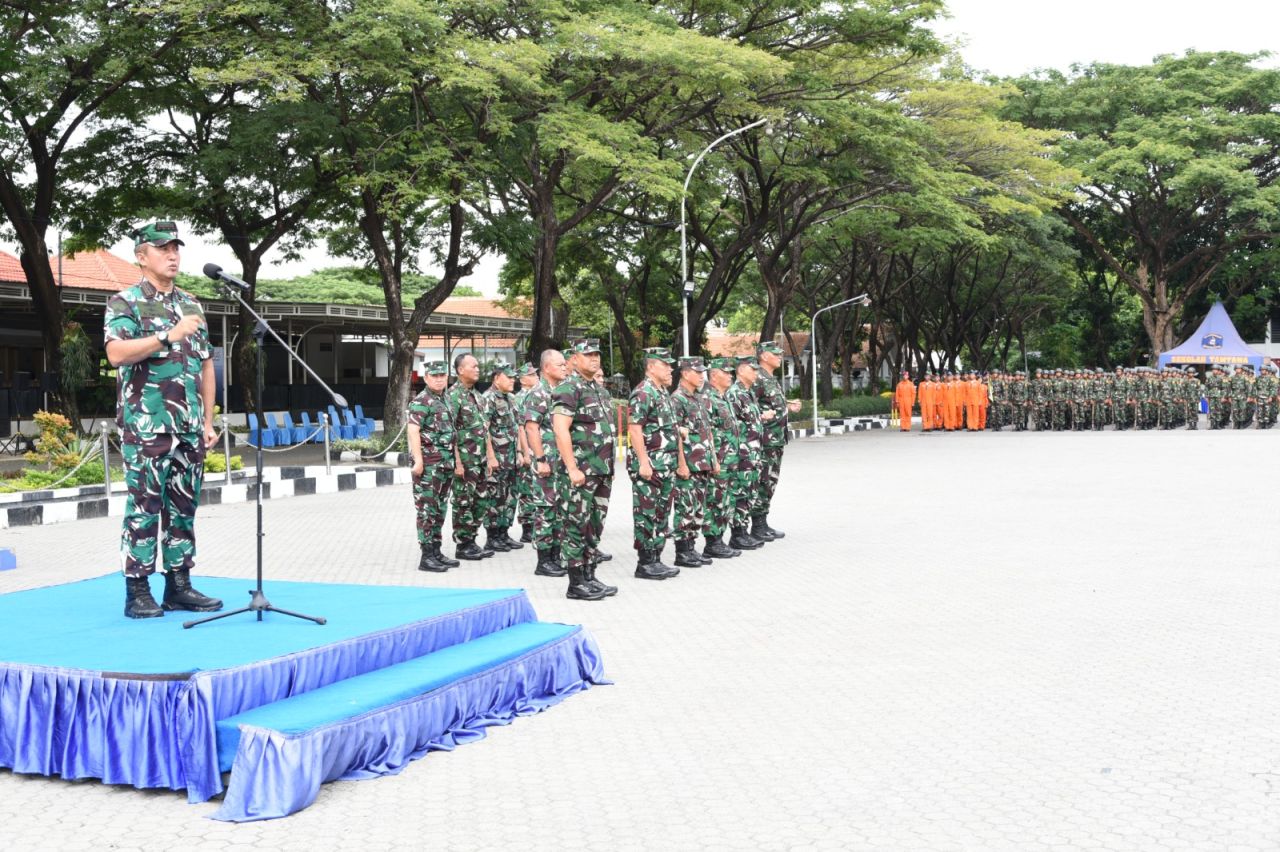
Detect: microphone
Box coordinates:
(203, 263, 252, 291)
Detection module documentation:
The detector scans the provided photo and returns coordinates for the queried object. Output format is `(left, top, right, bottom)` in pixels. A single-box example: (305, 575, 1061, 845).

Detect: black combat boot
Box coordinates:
(730, 526, 763, 550)
(432, 542, 460, 568)
(485, 528, 512, 552)
(534, 548, 567, 577)
(456, 541, 487, 561)
(673, 539, 703, 568)
(418, 543, 448, 572)
(566, 564, 607, 601)
(592, 549, 613, 563)
(124, 575, 164, 619)
(500, 528, 524, 550)
(585, 564, 617, 596)
(703, 534, 739, 559)
(477, 539, 495, 558)
(519, 525, 533, 543)
(161, 570, 224, 612)
(750, 516, 777, 543)
(760, 515, 785, 539)
(635, 549, 678, 580)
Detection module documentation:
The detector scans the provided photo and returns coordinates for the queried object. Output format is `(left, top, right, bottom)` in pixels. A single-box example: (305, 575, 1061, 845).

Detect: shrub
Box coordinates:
(204, 453, 244, 473)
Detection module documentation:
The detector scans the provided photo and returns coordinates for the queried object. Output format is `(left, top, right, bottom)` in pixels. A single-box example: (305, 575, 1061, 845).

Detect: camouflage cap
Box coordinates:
(757, 340, 783, 356)
(679, 356, 707, 372)
(518, 363, 538, 376)
(424, 360, 448, 376)
(562, 347, 574, 360)
(573, 338, 602, 355)
(738, 355, 760, 369)
(708, 357, 736, 372)
(489, 360, 515, 378)
(642, 346, 676, 365)
(132, 220, 185, 248)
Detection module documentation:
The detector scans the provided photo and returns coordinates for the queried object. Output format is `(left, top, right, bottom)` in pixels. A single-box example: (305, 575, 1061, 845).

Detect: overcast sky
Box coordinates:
(18, 1, 1280, 294)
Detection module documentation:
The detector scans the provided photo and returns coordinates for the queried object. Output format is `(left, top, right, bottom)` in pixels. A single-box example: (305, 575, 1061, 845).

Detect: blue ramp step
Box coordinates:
(212, 621, 605, 821)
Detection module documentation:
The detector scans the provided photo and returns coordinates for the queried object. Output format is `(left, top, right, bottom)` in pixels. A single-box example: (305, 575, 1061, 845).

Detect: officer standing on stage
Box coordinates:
(407, 361, 459, 572)
(670, 356, 717, 569)
(445, 352, 497, 560)
(481, 362, 524, 552)
(627, 347, 682, 580)
(104, 220, 222, 619)
(552, 339, 618, 601)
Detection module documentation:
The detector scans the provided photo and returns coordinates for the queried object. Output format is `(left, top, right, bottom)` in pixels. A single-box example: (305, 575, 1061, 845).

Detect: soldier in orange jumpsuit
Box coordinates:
(943, 373, 961, 431)
(966, 371, 989, 430)
(918, 373, 936, 431)
(894, 371, 916, 431)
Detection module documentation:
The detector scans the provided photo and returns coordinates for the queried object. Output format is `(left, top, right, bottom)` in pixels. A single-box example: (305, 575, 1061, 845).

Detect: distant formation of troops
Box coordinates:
(407, 339, 799, 601)
(894, 363, 1280, 432)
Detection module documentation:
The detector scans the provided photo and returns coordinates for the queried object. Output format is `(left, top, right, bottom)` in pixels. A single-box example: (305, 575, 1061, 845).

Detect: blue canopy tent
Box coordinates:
(1157, 302, 1268, 373)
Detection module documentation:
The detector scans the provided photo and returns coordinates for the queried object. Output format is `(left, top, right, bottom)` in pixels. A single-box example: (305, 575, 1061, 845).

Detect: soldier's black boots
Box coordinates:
(418, 544, 448, 572)
(456, 541, 487, 561)
(703, 534, 739, 559)
(519, 525, 533, 543)
(758, 515, 785, 539)
(586, 564, 618, 596)
(634, 549, 678, 580)
(124, 575, 163, 619)
(673, 539, 704, 568)
(566, 565, 607, 601)
(534, 548, 567, 577)
(750, 517, 777, 543)
(161, 570, 224, 612)
(730, 527, 763, 550)
(432, 543, 460, 568)
(499, 528, 523, 549)
(485, 528, 513, 552)
(592, 549, 613, 563)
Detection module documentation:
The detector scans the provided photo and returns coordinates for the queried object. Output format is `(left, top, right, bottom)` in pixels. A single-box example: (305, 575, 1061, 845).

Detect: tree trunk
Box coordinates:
(528, 225, 568, 355)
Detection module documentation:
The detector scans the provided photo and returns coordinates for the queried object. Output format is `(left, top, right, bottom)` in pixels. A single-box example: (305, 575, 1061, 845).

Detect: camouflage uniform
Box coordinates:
(444, 379, 490, 546)
(751, 343, 790, 531)
(512, 369, 538, 538)
(1229, 367, 1253, 428)
(1183, 369, 1203, 429)
(726, 364, 765, 536)
(1158, 370, 1179, 429)
(627, 368, 680, 556)
(521, 377, 565, 563)
(105, 278, 212, 579)
(1070, 373, 1088, 431)
(1255, 368, 1278, 428)
(481, 368, 521, 542)
(670, 373, 715, 550)
(408, 380, 454, 554)
(705, 361, 742, 544)
(552, 349, 617, 588)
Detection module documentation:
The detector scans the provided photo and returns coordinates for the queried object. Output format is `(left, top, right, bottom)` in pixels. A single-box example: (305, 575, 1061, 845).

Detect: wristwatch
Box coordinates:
(536, 455, 547, 463)
(155, 329, 170, 349)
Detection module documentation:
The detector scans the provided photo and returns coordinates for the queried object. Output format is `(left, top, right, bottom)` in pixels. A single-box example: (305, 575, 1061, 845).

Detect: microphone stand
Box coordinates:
(184, 283, 337, 629)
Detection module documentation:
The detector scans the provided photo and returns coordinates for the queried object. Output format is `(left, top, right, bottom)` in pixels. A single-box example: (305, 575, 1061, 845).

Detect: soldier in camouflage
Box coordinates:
(104, 221, 222, 619)
(703, 358, 743, 560)
(627, 347, 682, 580)
(481, 362, 524, 552)
(407, 360, 458, 572)
(1229, 364, 1254, 428)
(670, 356, 718, 569)
(513, 363, 539, 542)
(553, 339, 618, 601)
(521, 349, 568, 578)
(445, 352, 497, 560)
(752, 340, 800, 541)
(726, 357, 766, 552)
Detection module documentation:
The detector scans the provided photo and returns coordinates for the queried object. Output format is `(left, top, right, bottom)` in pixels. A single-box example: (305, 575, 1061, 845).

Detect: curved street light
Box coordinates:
(811, 294, 871, 437)
(679, 117, 771, 355)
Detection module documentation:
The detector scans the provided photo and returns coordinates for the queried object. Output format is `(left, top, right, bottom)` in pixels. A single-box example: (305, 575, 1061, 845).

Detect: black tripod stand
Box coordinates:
(184, 272, 340, 629)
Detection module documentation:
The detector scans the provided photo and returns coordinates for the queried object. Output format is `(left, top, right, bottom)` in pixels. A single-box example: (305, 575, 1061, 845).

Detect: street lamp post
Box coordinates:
(680, 117, 771, 355)
(811, 294, 871, 437)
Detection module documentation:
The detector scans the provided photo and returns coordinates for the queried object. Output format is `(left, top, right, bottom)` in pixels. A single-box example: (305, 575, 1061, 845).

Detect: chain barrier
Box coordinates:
(0, 443, 103, 493)
(358, 420, 409, 460)
(244, 426, 325, 453)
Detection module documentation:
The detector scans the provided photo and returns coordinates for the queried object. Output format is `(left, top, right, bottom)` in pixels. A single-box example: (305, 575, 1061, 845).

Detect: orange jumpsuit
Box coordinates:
(965, 379, 987, 430)
(918, 380, 935, 431)
(943, 379, 961, 430)
(894, 379, 916, 431)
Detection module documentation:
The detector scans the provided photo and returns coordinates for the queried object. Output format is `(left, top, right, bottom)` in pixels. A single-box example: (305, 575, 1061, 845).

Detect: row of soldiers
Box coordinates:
(894, 363, 1280, 432)
(406, 339, 797, 601)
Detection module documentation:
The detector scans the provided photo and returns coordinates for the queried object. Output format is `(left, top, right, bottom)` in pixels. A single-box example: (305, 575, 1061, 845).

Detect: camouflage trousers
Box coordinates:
(1257, 402, 1278, 429)
(629, 468, 675, 552)
(482, 464, 519, 530)
(756, 446, 784, 516)
(451, 462, 486, 543)
(1160, 402, 1180, 429)
(526, 465, 563, 556)
(1186, 400, 1200, 429)
(1071, 401, 1088, 430)
(705, 469, 735, 537)
(729, 463, 761, 530)
(516, 465, 536, 528)
(120, 432, 205, 578)
(1114, 403, 1135, 430)
(413, 461, 453, 546)
(557, 473, 611, 571)
(673, 470, 713, 542)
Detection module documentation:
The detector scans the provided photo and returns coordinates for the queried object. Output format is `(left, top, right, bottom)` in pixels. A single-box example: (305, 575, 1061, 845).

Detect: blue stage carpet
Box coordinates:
(0, 575, 605, 817)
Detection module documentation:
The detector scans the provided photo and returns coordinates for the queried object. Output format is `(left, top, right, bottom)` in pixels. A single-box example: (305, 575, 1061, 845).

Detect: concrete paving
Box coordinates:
(1, 425, 1279, 851)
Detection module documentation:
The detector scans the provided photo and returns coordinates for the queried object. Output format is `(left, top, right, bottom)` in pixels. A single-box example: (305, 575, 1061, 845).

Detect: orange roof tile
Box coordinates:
(417, 335, 518, 349)
(0, 248, 141, 291)
(0, 250, 23, 283)
(435, 297, 529, 319)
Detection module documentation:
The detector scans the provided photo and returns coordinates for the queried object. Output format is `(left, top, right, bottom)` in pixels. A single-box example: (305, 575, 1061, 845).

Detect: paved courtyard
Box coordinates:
(2, 425, 1279, 851)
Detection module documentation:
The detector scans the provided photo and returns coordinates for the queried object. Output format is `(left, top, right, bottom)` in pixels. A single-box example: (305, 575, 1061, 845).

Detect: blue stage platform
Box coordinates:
(0, 575, 607, 821)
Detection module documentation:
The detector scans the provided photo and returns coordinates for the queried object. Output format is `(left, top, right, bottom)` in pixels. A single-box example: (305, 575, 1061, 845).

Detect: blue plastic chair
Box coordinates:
(247, 413, 275, 448)
(327, 405, 355, 439)
(264, 412, 290, 445)
(343, 407, 372, 439)
(298, 411, 322, 443)
(353, 404, 376, 433)
(282, 412, 307, 444)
